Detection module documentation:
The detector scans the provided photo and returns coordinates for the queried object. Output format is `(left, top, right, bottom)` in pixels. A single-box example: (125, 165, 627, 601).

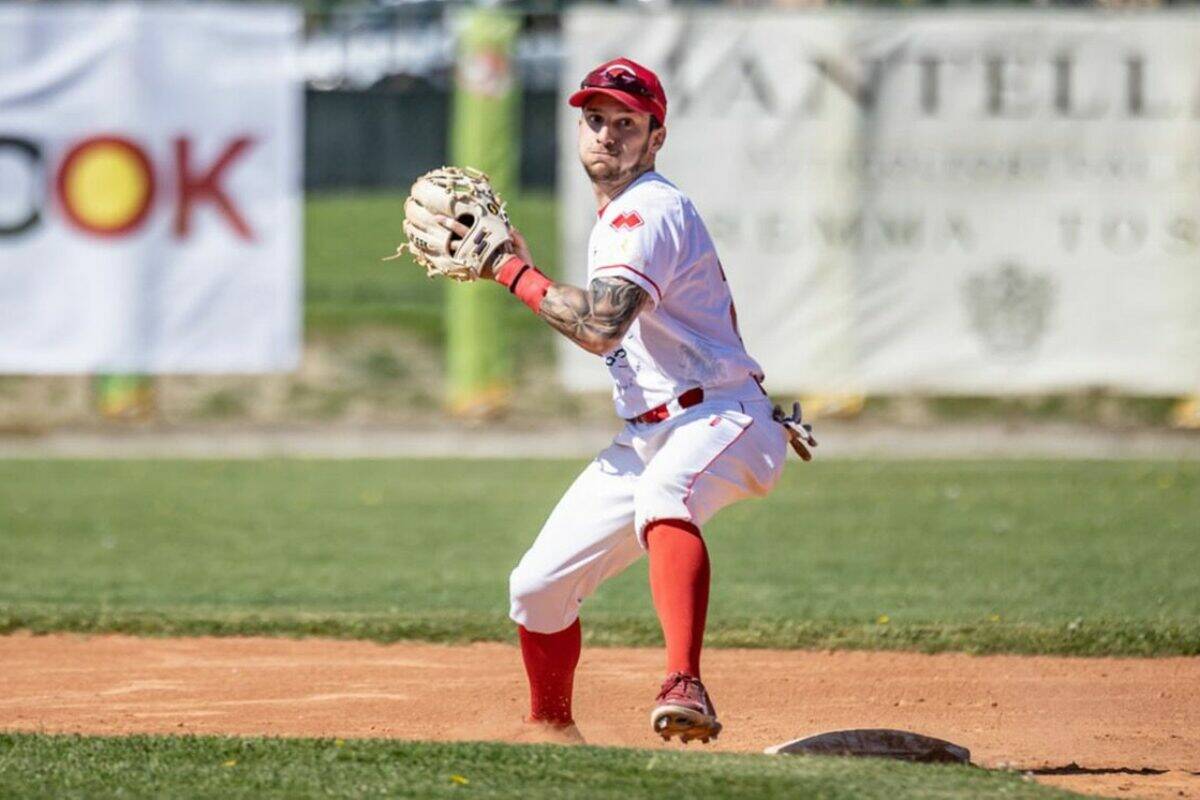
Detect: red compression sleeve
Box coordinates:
(646, 520, 710, 679)
(493, 255, 551, 314)
(518, 619, 581, 725)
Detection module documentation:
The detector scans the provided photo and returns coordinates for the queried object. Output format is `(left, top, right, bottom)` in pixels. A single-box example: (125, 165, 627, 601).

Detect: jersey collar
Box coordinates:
(597, 170, 660, 219)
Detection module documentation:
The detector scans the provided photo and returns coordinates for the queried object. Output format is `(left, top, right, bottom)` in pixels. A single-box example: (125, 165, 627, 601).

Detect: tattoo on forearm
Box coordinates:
(540, 277, 648, 352)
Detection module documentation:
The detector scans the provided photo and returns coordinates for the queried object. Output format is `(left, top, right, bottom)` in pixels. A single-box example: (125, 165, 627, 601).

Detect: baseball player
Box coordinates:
(435, 57, 811, 744)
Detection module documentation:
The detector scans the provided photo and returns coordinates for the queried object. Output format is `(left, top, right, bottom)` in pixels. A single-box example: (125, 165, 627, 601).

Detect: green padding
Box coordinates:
(446, 8, 521, 415)
(94, 374, 155, 420)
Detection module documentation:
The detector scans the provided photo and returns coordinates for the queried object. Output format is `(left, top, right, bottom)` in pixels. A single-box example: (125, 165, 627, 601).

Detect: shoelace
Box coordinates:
(656, 672, 702, 702)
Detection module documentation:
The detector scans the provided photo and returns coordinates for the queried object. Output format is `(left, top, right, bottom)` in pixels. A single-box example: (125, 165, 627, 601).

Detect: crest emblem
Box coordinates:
(963, 262, 1055, 357)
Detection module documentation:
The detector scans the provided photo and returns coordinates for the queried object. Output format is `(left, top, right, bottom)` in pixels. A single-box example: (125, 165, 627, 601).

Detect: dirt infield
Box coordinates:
(2, 634, 1196, 799)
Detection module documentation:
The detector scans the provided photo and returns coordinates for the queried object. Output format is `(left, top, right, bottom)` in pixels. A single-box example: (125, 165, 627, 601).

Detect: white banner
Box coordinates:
(559, 10, 1200, 395)
(0, 3, 302, 373)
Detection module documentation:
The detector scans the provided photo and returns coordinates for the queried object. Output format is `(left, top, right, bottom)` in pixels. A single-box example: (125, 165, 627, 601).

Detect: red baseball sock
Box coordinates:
(646, 519, 710, 679)
(518, 619, 581, 725)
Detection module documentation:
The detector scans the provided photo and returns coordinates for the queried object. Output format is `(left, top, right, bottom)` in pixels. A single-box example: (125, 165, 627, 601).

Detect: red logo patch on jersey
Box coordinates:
(610, 211, 644, 231)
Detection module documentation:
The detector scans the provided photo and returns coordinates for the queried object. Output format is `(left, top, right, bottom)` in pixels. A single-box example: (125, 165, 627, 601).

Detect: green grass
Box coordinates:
(1, 459, 1197, 655)
(0, 734, 1079, 799)
(304, 191, 557, 342)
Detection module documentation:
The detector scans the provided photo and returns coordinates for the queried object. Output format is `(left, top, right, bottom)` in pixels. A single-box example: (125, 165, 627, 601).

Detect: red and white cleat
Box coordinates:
(650, 672, 722, 744)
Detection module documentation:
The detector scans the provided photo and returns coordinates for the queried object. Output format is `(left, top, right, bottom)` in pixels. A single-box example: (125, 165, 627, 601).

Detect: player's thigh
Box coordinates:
(509, 441, 645, 632)
(634, 400, 787, 543)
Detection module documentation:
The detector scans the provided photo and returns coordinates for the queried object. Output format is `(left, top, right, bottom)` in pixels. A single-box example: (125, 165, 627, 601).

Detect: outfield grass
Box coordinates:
(1, 459, 1197, 655)
(304, 191, 557, 341)
(0, 734, 1078, 799)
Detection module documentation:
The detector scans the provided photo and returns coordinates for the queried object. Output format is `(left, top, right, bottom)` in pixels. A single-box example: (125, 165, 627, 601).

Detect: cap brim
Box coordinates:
(569, 87, 664, 124)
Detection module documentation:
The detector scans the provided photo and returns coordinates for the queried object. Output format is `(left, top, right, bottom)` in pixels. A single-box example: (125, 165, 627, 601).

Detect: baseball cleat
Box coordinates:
(651, 672, 722, 744)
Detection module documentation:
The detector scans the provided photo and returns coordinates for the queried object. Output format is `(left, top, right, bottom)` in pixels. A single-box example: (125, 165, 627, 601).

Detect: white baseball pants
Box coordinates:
(509, 395, 788, 634)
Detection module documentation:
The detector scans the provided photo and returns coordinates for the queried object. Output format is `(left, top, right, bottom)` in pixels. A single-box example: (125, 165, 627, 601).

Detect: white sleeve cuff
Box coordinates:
(591, 264, 663, 307)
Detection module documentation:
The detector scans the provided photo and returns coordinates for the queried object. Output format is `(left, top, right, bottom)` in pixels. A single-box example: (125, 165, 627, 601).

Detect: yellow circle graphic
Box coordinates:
(59, 139, 154, 234)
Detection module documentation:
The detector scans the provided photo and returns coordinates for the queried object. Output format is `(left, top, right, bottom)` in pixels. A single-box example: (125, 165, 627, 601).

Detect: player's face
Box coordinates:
(578, 96, 665, 185)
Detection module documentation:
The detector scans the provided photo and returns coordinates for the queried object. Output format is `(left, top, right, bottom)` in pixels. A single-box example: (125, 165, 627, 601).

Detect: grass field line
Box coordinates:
(1, 420, 1197, 459)
(3, 605, 1198, 656)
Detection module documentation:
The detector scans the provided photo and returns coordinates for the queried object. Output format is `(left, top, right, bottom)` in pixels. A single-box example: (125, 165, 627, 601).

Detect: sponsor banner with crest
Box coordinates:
(0, 4, 302, 372)
(559, 9, 1200, 395)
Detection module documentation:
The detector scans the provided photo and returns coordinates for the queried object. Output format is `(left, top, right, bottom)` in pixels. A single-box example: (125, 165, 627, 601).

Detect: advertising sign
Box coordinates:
(0, 4, 303, 372)
(560, 10, 1200, 395)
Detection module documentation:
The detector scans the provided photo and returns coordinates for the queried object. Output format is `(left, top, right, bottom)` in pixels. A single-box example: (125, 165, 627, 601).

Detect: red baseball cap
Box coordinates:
(568, 57, 667, 125)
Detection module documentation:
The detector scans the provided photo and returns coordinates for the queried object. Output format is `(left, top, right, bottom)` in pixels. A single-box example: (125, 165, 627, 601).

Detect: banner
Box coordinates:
(559, 10, 1200, 395)
(0, 4, 302, 373)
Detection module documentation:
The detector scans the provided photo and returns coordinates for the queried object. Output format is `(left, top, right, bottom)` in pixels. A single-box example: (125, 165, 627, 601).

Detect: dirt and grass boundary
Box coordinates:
(2, 605, 1199, 657)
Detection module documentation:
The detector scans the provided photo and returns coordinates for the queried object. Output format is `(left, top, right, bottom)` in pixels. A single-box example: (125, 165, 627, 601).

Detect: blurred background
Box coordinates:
(1, 0, 1198, 457)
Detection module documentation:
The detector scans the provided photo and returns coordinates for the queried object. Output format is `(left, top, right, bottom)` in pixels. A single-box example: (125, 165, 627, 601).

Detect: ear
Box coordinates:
(649, 124, 666, 155)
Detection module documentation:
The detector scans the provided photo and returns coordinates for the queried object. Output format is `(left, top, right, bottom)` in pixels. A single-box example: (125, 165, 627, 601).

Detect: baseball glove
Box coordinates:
(383, 166, 512, 282)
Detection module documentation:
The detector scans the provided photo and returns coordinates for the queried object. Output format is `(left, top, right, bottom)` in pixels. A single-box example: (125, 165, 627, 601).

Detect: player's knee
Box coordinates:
(508, 564, 547, 609)
(633, 477, 689, 546)
(632, 472, 682, 514)
(508, 565, 574, 633)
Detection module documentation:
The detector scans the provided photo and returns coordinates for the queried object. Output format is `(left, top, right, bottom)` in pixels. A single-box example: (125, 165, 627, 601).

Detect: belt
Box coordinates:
(626, 387, 705, 425)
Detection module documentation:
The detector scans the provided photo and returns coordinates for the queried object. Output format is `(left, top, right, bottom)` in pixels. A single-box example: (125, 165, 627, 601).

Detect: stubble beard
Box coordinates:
(583, 136, 654, 192)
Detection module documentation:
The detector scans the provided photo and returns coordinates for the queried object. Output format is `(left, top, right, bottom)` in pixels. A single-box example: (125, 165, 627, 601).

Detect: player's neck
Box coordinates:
(591, 166, 653, 212)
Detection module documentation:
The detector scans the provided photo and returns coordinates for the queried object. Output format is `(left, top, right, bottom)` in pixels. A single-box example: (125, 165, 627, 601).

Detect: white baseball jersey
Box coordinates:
(587, 171, 765, 419)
